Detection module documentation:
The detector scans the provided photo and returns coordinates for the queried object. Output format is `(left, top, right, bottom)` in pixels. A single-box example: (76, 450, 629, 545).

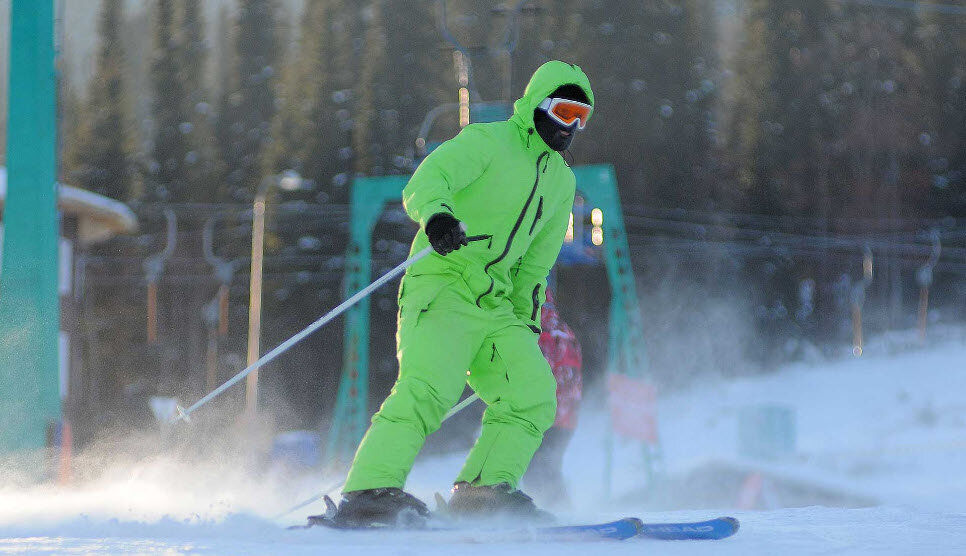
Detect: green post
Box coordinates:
(571, 166, 648, 379)
(0, 0, 60, 453)
(327, 176, 409, 463)
(572, 165, 661, 498)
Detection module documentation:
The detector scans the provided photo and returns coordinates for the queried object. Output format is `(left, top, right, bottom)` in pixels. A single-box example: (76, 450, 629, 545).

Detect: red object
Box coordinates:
(736, 472, 764, 510)
(46, 420, 73, 484)
(538, 289, 583, 429)
(606, 373, 659, 444)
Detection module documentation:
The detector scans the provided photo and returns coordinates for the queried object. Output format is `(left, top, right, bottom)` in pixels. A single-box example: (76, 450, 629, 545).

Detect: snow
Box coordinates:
(0, 166, 138, 246)
(1, 332, 965, 554)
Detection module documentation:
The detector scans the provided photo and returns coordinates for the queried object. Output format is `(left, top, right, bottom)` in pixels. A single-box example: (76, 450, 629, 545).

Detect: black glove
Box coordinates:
(425, 213, 468, 255)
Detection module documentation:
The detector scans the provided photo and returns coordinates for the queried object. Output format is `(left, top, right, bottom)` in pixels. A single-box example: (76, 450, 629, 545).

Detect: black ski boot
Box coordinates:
(331, 488, 430, 528)
(447, 482, 554, 523)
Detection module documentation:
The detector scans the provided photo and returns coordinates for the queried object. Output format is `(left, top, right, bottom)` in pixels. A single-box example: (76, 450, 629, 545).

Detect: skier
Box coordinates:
(331, 61, 595, 527)
(523, 287, 583, 508)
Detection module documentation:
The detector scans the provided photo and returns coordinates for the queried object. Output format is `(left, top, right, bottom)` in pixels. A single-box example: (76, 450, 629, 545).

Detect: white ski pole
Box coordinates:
(172, 246, 434, 423)
(172, 232, 488, 424)
(273, 392, 481, 520)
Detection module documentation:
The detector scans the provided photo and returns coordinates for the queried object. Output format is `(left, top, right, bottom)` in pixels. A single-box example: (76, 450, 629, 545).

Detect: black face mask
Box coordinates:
(533, 109, 576, 151)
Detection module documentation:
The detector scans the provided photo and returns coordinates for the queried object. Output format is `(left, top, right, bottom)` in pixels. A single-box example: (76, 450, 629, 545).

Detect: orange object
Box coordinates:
(218, 284, 230, 336)
(537, 97, 593, 129)
(147, 281, 158, 343)
(58, 421, 72, 484)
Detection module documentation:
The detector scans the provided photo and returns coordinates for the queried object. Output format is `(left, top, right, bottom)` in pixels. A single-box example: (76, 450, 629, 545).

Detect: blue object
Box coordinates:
(472, 103, 511, 123)
(304, 515, 642, 541)
(302, 514, 739, 541)
(637, 516, 740, 540)
(738, 404, 797, 460)
(537, 518, 642, 541)
(271, 430, 321, 469)
(557, 238, 601, 266)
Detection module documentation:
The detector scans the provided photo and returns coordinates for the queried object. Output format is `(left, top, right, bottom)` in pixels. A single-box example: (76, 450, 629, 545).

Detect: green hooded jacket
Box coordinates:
(401, 61, 594, 332)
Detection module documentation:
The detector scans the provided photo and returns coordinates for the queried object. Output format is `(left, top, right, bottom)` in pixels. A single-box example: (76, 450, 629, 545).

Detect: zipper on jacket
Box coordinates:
(475, 151, 549, 308)
(530, 284, 541, 322)
(528, 196, 544, 236)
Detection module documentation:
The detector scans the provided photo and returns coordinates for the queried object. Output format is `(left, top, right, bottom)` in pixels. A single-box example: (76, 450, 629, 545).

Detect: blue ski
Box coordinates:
(299, 515, 739, 541)
(636, 516, 740, 540)
(299, 515, 642, 541)
(540, 516, 739, 541)
(536, 518, 642, 540)
(295, 495, 738, 541)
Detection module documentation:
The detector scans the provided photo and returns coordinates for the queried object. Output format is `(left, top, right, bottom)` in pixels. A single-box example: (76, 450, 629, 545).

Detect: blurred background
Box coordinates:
(0, 0, 964, 509)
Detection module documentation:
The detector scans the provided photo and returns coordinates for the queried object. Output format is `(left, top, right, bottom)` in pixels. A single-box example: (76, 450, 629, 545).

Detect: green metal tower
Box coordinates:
(0, 0, 60, 454)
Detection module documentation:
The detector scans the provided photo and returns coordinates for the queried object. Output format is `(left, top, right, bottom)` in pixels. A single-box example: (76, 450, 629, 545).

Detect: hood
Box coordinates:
(509, 61, 595, 136)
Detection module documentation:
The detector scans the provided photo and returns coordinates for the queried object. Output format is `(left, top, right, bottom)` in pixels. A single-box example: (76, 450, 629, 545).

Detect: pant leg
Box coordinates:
(455, 321, 558, 488)
(523, 427, 574, 506)
(343, 276, 484, 492)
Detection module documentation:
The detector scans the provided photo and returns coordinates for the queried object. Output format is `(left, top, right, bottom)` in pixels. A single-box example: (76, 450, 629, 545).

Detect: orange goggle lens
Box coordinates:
(538, 97, 592, 129)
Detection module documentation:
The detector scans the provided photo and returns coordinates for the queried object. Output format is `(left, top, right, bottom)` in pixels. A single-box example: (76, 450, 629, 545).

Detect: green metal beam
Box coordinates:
(0, 0, 60, 453)
(327, 176, 409, 462)
(571, 165, 648, 378)
(571, 166, 659, 498)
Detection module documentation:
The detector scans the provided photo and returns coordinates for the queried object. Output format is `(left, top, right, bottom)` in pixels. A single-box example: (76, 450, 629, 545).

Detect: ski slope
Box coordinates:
(1, 332, 965, 554)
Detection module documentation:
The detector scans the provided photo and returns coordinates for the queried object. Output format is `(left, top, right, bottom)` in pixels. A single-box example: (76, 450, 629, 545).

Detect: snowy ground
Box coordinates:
(2, 331, 965, 554)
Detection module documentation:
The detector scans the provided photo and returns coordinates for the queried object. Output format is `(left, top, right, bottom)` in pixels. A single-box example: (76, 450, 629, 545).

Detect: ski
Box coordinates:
(539, 517, 643, 540)
(636, 516, 740, 540)
(292, 496, 739, 541)
(297, 513, 642, 541)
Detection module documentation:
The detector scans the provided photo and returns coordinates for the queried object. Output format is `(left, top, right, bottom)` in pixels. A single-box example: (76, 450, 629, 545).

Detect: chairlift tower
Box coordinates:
(0, 0, 59, 454)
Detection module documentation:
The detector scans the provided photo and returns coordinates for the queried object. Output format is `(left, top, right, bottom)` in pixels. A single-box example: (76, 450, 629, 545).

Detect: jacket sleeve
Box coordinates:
(402, 125, 494, 230)
(509, 182, 575, 333)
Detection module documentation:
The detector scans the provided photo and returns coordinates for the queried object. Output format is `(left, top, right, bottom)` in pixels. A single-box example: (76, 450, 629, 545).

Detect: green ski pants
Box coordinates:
(342, 273, 558, 492)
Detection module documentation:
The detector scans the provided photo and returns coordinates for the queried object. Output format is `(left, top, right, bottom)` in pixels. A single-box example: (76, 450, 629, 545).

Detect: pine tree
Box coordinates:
(144, 0, 217, 203)
(178, 0, 218, 201)
(352, 1, 388, 177)
(727, 1, 838, 217)
(212, 4, 237, 202)
(217, 0, 278, 201)
(307, 0, 357, 202)
(353, 0, 451, 178)
(264, 0, 328, 181)
(70, 0, 133, 201)
(829, 3, 926, 224)
(570, 1, 719, 210)
(147, 0, 191, 202)
(917, 9, 966, 217)
(58, 80, 84, 185)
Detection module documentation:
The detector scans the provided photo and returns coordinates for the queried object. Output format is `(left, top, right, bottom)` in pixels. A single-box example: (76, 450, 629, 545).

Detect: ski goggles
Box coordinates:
(537, 97, 593, 130)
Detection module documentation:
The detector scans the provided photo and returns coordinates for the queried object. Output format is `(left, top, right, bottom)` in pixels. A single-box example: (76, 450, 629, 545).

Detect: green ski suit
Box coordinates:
(343, 61, 595, 493)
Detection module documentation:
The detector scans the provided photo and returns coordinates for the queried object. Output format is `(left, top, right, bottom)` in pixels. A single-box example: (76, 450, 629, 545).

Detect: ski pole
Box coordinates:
(273, 392, 481, 520)
(172, 235, 489, 423)
(444, 392, 480, 420)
